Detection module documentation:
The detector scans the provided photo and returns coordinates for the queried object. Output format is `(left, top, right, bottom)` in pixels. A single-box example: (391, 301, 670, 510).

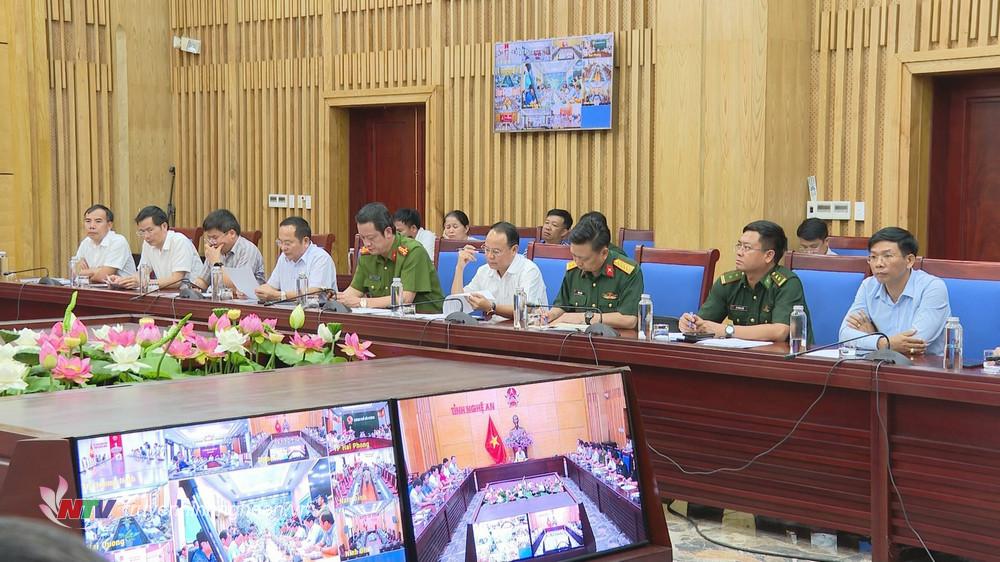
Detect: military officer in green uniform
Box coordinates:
(679, 220, 813, 344)
(546, 218, 643, 330)
(339, 203, 445, 313)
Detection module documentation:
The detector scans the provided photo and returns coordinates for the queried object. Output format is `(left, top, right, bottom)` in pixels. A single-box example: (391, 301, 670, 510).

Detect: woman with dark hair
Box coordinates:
(442, 210, 476, 240)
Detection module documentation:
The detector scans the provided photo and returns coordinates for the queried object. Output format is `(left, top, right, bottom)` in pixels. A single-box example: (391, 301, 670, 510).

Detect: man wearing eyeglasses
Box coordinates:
(254, 216, 336, 302)
(839, 227, 950, 356)
(191, 209, 265, 294)
(107, 206, 201, 289)
(679, 220, 812, 343)
(339, 203, 444, 313)
(451, 221, 548, 319)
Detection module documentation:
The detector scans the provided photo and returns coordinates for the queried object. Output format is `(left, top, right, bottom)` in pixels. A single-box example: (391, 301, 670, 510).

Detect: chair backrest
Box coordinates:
(515, 226, 541, 254)
(436, 238, 484, 295)
(784, 252, 871, 346)
(349, 233, 363, 275)
(828, 236, 869, 257)
(242, 230, 262, 248)
(171, 227, 203, 250)
(311, 233, 335, 256)
(919, 258, 1000, 365)
(468, 225, 491, 237)
(634, 246, 720, 318)
(618, 228, 655, 258)
(526, 242, 574, 305)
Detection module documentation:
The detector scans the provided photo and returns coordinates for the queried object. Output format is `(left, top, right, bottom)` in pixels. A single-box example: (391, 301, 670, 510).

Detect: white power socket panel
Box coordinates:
(806, 200, 852, 220)
(854, 201, 866, 221)
(268, 194, 288, 208)
(298, 195, 312, 210)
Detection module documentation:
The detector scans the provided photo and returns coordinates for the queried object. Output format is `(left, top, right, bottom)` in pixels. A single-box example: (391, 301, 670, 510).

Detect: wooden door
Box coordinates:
(348, 105, 425, 240)
(929, 74, 1000, 261)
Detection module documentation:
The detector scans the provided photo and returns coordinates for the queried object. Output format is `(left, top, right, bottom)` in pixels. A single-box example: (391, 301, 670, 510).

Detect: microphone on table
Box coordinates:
(317, 290, 351, 313)
(388, 296, 478, 324)
(545, 304, 619, 338)
(784, 331, 911, 365)
(260, 288, 333, 307)
(2, 267, 58, 285)
(129, 277, 191, 301)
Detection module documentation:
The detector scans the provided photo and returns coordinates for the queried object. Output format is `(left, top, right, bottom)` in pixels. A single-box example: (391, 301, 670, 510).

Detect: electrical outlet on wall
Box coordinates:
(298, 195, 312, 210)
(268, 194, 288, 208)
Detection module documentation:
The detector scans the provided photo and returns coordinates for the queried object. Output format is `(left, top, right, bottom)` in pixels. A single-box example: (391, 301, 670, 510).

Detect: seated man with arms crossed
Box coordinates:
(839, 227, 950, 356)
(680, 220, 812, 343)
(255, 216, 336, 302)
(107, 206, 200, 290)
(192, 209, 265, 294)
(339, 203, 445, 313)
(451, 221, 548, 319)
(545, 217, 643, 330)
(73, 204, 136, 282)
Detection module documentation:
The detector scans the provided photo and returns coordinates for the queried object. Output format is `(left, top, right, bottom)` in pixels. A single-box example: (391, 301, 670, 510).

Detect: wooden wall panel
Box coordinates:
(811, 0, 1000, 247)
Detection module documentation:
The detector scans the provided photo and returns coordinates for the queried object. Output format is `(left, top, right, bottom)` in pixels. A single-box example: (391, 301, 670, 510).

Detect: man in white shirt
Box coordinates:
(107, 206, 200, 289)
(451, 222, 548, 319)
(255, 216, 336, 301)
(73, 204, 136, 282)
(393, 207, 437, 263)
(191, 209, 265, 293)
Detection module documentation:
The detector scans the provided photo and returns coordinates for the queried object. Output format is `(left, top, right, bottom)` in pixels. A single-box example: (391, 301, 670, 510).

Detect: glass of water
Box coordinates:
(137, 263, 152, 293)
(984, 350, 1000, 375)
(527, 306, 547, 329)
(652, 323, 671, 341)
(839, 341, 858, 359)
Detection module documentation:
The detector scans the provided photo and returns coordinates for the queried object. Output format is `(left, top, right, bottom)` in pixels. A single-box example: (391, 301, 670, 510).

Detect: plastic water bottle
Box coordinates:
(513, 287, 527, 330)
(296, 272, 308, 306)
(390, 277, 403, 315)
(638, 293, 653, 341)
(789, 305, 807, 354)
(943, 316, 963, 370)
(210, 265, 224, 301)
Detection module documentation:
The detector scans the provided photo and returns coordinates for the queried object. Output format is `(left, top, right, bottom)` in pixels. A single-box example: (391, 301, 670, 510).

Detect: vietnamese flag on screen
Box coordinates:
(485, 416, 507, 464)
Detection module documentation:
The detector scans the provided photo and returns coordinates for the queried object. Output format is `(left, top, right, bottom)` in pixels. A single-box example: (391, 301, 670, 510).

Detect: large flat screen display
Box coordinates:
(397, 372, 645, 562)
(494, 33, 614, 132)
(74, 402, 405, 562)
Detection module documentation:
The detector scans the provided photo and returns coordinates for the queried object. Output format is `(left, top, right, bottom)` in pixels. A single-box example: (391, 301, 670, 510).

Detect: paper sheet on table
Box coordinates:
(350, 307, 396, 316)
(540, 323, 589, 332)
(226, 266, 262, 302)
(443, 290, 496, 314)
(802, 349, 842, 358)
(410, 313, 448, 321)
(654, 333, 686, 342)
(695, 337, 772, 349)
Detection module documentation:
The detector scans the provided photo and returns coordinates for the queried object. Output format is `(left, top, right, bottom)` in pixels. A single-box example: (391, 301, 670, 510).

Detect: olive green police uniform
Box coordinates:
(697, 264, 813, 344)
(350, 233, 445, 313)
(553, 251, 644, 317)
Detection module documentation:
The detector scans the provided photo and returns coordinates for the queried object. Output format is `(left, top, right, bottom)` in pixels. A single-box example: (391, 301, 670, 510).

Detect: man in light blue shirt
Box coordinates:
(254, 216, 336, 301)
(839, 227, 950, 355)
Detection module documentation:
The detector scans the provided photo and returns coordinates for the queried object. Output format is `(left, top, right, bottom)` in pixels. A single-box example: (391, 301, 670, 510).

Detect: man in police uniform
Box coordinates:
(545, 218, 643, 329)
(339, 203, 445, 313)
(679, 220, 812, 343)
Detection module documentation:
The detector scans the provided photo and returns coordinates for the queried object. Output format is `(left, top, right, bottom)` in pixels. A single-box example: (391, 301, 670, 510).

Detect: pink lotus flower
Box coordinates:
(103, 328, 137, 351)
(37, 333, 68, 355)
(50, 318, 87, 340)
(179, 323, 196, 341)
(51, 356, 92, 386)
(238, 314, 266, 336)
(338, 333, 374, 361)
(39, 340, 60, 369)
(208, 312, 231, 332)
(136, 323, 162, 346)
(165, 339, 195, 360)
(290, 332, 325, 354)
(191, 335, 224, 365)
(263, 318, 277, 330)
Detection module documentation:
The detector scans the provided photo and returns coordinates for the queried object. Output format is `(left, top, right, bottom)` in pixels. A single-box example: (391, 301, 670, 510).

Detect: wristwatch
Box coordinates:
(213, 261, 223, 268)
(360, 297, 368, 308)
(724, 324, 735, 338)
(584, 309, 595, 325)
(488, 301, 497, 316)
(279, 290, 287, 301)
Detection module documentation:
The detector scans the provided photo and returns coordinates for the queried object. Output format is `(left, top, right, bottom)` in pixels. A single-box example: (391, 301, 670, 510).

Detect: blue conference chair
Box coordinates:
(516, 226, 541, 255)
(828, 236, 869, 257)
(919, 258, 1000, 366)
(526, 242, 574, 305)
(436, 238, 484, 296)
(618, 228, 655, 258)
(634, 246, 720, 319)
(784, 252, 870, 346)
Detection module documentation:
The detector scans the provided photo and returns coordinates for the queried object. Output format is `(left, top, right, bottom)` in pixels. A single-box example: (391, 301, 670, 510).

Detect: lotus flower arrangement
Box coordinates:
(0, 295, 376, 397)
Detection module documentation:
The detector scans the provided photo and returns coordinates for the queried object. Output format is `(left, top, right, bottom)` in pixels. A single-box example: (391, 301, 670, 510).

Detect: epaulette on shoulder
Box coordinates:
(613, 258, 635, 275)
(398, 245, 410, 256)
(720, 270, 742, 285)
(566, 261, 578, 271)
(770, 269, 788, 287)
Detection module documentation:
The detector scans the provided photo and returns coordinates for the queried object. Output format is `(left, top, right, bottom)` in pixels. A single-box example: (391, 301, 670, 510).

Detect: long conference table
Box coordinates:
(2, 282, 998, 561)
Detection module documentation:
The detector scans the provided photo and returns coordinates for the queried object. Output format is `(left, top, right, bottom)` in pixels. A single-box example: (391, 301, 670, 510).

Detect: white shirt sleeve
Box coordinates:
(462, 264, 489, 294)
(522, 262, 549, 306)
(168, 235, 197, 273)
(267, 261, 281, 288)
(308, 248, 336, 290)
(102, 236, 133, 272)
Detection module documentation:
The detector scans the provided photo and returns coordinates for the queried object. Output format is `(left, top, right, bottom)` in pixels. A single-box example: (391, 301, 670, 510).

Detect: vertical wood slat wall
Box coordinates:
(811, 0, 1000, 239)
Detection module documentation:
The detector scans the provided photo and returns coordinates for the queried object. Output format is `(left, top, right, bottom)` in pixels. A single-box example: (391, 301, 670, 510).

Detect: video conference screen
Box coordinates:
(397, 372, 646, 562)
(74, 402, 405, 562)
